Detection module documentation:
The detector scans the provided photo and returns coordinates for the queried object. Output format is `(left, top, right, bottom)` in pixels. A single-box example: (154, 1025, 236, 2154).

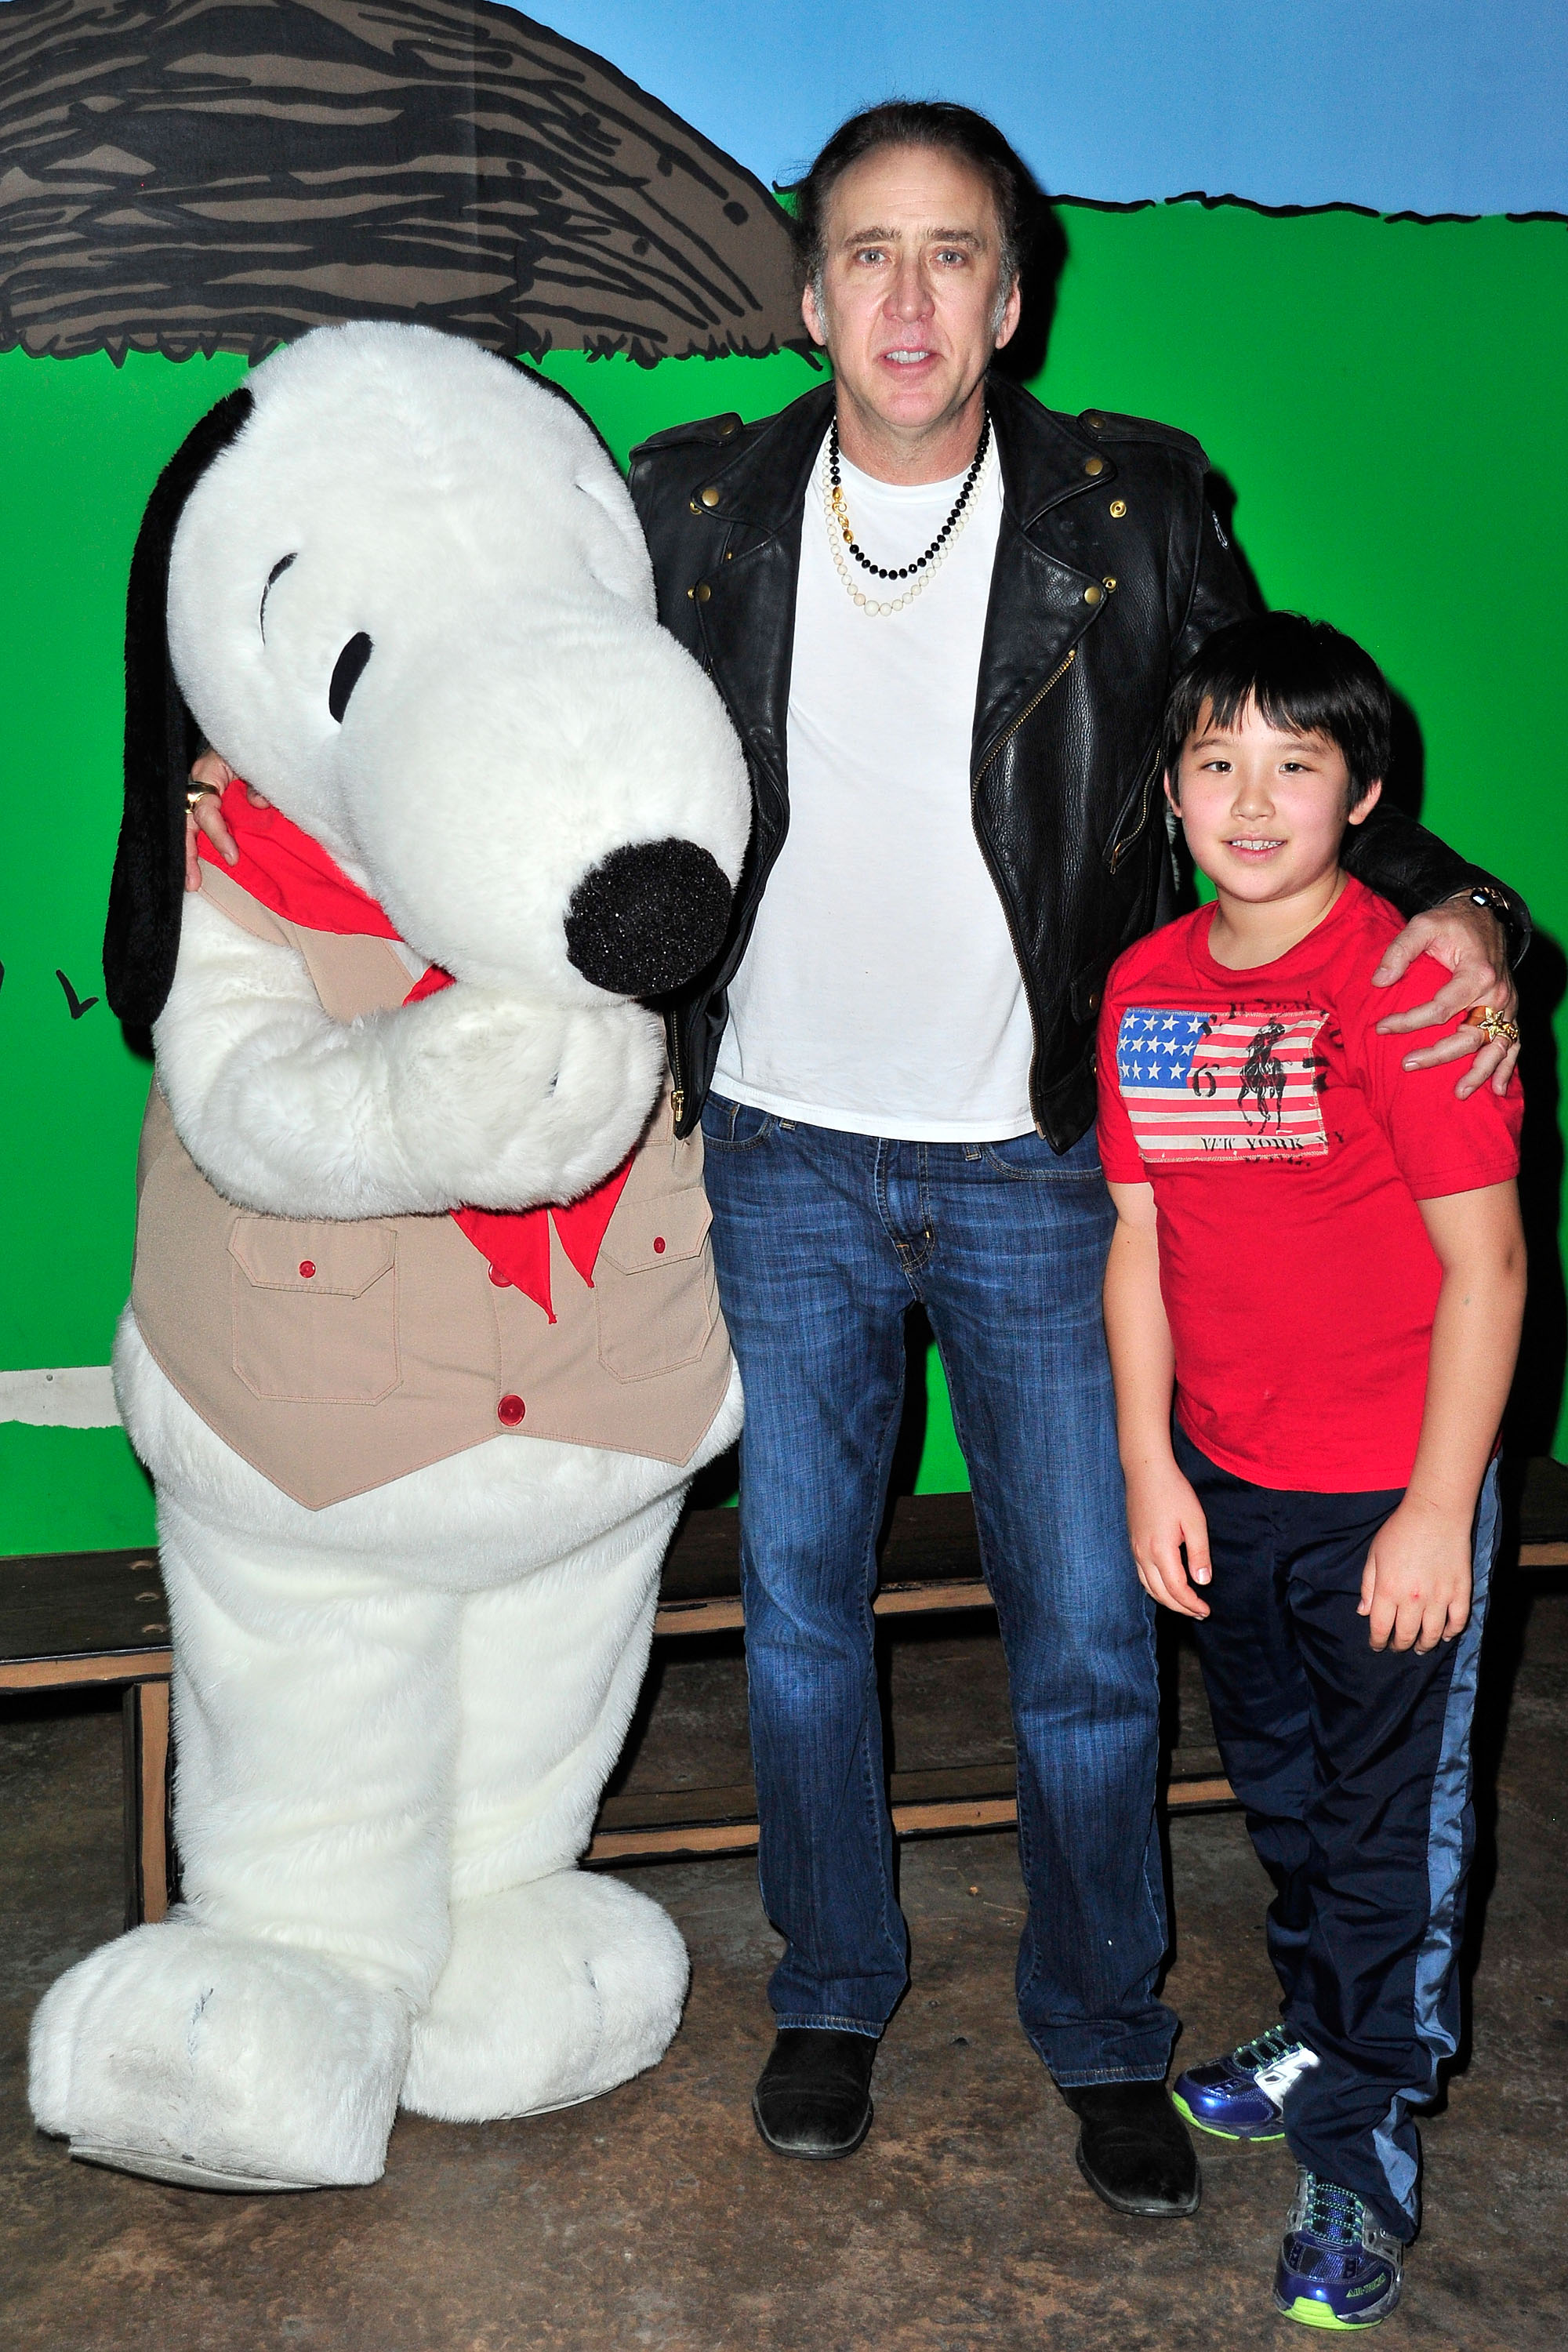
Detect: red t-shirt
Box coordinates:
(1095, 876, 1522, 1490)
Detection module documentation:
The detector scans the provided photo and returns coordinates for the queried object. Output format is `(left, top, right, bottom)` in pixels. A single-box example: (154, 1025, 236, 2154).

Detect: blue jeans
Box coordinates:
(700, 1097, 1175, 2086)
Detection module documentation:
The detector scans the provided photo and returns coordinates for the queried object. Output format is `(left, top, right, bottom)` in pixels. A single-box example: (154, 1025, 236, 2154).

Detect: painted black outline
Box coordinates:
(1055, 191, 1566, 227)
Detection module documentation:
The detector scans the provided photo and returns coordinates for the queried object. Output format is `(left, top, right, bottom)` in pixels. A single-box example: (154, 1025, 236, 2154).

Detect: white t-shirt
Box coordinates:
(712, 433, 1036, 1141)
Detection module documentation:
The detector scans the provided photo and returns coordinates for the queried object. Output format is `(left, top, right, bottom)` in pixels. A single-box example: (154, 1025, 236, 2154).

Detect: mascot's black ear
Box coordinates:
(103, 386, 255, 1027)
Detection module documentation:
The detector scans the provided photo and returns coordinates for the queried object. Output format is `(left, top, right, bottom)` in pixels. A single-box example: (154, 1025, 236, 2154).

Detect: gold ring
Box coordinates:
(185, 781, 220, 812)
(1465, 1005, 1520, 1047)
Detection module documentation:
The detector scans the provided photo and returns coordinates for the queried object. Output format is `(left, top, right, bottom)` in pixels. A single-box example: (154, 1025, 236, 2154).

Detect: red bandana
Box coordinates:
(196, 785, 631, 1321)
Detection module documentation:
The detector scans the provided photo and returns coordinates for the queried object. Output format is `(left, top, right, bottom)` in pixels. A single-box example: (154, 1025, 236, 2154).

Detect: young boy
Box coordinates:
(1096, 612, 1525, 2330)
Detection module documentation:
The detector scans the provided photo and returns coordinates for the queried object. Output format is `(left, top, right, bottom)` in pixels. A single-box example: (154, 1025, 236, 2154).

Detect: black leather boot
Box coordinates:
(752, 2027, 877, 2159)
(1059, 2080, 1201, 2216)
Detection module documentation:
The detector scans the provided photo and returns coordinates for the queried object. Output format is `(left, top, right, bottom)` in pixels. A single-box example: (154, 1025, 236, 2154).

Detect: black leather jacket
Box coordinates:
(630, 375, 1525, 1147)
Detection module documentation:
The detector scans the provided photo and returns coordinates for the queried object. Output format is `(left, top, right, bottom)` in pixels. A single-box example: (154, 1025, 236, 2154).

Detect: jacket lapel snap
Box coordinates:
(971, 378, 1116, 774)
(971, 524, 1109, 777)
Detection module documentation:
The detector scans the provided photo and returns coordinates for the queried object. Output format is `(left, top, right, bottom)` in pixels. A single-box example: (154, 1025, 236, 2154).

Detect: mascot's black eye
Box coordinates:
(258, 551, 296, 641)
(328, 633, 373, 723)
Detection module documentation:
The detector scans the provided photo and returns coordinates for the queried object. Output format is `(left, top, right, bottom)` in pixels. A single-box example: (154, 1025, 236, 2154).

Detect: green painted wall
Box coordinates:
(3, 199, 1565, 1552)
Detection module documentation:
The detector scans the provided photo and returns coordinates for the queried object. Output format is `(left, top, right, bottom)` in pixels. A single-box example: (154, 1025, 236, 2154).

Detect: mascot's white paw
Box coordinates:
(401, 1870, 688, 2123)
(29, 1920, 410, 2190)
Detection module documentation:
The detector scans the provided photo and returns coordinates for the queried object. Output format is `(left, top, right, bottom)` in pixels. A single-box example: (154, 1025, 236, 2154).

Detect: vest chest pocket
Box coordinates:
(594, 1187, 717, 1383)
(229, 1219, 401, 1404)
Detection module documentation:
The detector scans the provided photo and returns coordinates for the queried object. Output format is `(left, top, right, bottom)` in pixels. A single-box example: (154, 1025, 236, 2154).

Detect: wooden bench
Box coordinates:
(8, 1459, 1566, 1917)
(0, 1546, 172, 1927)
(590, 1490, 1239, 1867)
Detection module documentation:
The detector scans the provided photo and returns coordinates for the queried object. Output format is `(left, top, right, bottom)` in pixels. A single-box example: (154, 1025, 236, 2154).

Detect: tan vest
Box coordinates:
(130, 867, 731, 1508)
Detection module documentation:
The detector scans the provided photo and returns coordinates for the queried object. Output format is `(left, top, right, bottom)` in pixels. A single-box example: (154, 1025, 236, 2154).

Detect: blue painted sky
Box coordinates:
(531, 1, 1568, 217)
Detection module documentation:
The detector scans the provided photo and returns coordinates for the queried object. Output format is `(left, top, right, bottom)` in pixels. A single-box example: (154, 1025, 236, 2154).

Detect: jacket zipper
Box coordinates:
(970, 646, 1078, 1135)
(972, 646, 1077, 785)
(1107, 742, 1160, 873)
(666, 1008, 687, 1131)
(1108, 803, 1147, 870)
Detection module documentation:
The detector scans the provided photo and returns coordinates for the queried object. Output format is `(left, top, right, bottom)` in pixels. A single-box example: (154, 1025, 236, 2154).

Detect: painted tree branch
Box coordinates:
(0, 0, 808, 364)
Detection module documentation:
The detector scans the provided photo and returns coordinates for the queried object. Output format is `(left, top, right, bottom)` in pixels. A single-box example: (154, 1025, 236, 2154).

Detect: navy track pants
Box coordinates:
(1173, 1422, 1499, 2241)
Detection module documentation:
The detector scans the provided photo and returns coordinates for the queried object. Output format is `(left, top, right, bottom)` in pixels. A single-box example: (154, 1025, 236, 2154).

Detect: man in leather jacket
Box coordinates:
(622, 100, 1525, 2214)
(636, 204, 1521, 1155)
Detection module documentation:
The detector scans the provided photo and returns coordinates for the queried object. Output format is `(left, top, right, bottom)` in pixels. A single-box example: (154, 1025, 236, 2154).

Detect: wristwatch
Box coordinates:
(1461, 884, 1511, 916)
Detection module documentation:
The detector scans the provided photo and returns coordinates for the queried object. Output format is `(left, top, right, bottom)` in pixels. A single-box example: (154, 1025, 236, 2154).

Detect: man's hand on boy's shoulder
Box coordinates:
(1370, 898, 1519, 1099)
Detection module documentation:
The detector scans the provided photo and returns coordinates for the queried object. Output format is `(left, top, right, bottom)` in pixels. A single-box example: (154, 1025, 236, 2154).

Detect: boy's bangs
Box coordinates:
(1203, 677, 1338, 750)
(1163, 612, 1392, 806)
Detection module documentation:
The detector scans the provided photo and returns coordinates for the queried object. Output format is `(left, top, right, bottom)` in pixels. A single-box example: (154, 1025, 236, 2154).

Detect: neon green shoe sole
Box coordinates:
(1274, 2290, 1387, 2329)
(1170, 2089, 1284, 2143)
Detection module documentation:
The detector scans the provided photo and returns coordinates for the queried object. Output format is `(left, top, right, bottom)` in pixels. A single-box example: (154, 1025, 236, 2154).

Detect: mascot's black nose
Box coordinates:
(564, 837, 732, 998)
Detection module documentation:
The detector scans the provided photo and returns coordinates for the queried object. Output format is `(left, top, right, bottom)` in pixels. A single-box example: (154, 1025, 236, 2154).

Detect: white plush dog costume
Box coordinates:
(30, 322, 749, 2190)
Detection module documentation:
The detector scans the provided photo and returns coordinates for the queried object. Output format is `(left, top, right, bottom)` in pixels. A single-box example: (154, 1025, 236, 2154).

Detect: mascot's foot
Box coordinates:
(401, 1870, 688, 2122)
(67, 2144, 318, 2193)
(30, 1920, 410, 2190)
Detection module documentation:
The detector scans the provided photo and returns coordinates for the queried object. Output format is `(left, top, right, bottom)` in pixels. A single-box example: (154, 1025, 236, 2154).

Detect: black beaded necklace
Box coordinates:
(827, 406, 993, 582)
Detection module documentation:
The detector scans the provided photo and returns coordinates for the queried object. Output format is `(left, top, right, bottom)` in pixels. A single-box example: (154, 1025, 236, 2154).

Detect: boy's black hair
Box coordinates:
(780, 101, 1041, 297)
(1163, 612, 1392, 810)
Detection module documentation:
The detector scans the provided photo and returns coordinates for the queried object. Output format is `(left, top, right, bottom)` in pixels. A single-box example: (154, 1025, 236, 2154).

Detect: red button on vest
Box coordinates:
(496, 1394, 525, 1426)
(652, 1236, 666, 1254)
(298, 1260, 316, 1279)
(488, 1265, 510, 1287)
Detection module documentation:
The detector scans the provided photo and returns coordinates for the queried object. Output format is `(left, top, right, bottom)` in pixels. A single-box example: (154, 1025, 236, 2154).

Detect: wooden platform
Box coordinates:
(5, 1460, 1566, 1916)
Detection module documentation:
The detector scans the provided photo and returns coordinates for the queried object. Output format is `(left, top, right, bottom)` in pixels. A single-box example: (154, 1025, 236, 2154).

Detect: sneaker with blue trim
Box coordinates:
(1274, 2168, 1403, 2329)
(1172, 2024, 1319, 2141)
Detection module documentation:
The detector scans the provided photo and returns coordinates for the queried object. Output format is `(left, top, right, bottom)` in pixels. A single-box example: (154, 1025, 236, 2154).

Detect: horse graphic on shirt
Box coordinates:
(1239, 1020, 1290, 1130)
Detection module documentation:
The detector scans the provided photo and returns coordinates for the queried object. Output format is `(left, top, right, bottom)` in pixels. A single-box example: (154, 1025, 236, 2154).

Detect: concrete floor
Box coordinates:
(2, 1583, 1564, 2351)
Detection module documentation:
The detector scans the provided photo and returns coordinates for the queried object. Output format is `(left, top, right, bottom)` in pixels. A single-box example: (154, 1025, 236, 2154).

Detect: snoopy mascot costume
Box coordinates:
(29, 321, 750, 2192)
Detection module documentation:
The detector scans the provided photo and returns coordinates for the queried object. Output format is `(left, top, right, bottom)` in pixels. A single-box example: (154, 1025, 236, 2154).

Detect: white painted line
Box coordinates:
(0, 1367, 122, 1428)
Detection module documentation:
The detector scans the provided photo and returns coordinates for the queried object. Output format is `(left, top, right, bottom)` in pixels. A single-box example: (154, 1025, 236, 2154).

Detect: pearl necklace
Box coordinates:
(822, 409, 993, 617)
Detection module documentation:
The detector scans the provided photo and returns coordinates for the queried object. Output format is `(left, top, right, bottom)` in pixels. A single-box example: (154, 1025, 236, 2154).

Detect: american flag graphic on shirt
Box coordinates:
(1116, 1005, 1330, 1163)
